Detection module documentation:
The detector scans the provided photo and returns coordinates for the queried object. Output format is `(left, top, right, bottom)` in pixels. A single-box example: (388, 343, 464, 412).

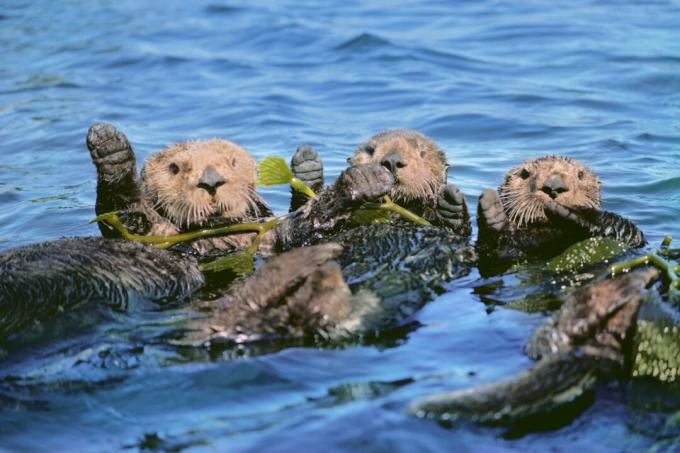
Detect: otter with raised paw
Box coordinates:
(287, 129, 471, 234)
(0, 124, 277, 340)
(87, 122, 272, 257)
(476, 156, 645, 273)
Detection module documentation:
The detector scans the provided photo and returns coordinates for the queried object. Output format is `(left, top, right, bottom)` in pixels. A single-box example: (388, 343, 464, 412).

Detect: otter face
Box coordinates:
(141, 140, 261, 229)
(500, 156, 601, 227)
(349, 130, 448, 203)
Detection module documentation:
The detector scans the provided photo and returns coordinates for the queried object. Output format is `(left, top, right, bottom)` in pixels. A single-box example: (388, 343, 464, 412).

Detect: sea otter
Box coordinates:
(0, 124, 275, 340)
(287, 129, 471, 234)
(410, 269, 659, 425)
(87, 123, 272, 256)
(476, 156, 645, 272)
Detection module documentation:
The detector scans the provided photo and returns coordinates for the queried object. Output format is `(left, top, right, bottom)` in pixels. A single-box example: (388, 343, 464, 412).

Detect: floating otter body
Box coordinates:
(0, 237, 204, 340)
(275, 130, 472, 249)
(288, 129, 471, 233)
(476, 156, 645, 273)
(87, 123, 272, 256)
(410, 269, 659, 425)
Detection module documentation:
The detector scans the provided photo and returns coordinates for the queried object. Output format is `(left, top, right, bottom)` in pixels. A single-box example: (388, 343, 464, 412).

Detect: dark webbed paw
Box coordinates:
(86, 123, 135, 172)
(477, 188, 508, 232)
(436, 183, 471, 234)
(544, 202, 646, 247)
(336, 163, 395, 205)
(291, 144, 324, 189)
(117, 210, 152, 236)
(290, 144, 324, 211)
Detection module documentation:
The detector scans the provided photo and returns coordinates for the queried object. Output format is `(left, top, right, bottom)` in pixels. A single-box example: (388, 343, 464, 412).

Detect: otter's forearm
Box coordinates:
(87, 123, 143, 238)
(273, 186, 354, 251)
(547, 204, 646, 248)
(588, 210, 646, 248)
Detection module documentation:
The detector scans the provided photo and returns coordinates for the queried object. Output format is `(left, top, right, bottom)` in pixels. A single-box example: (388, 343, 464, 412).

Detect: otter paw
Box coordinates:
(290, 144, 324, 211)
(544, 202, 592, 226)
(436, 184, 470, 230)
(337, 163, 395, 205)
(477, 188, 508, 232)
(86, 123, 134, 163)
(291, 144, 324, 189)
(117, 210, 152, 236)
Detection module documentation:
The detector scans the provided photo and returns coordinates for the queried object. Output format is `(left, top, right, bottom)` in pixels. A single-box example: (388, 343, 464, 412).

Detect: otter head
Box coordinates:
(500, 156, 601, 227)
(141, 140, 264, 229)
(348, 130, 448, 203)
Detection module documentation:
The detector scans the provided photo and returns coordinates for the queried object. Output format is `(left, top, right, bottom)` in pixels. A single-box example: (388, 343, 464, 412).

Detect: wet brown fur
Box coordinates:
(139, 140, 269, 254)
(142, 140, 265, 231)
(500, 156, 600, 228)
(349, 129, 448, 204)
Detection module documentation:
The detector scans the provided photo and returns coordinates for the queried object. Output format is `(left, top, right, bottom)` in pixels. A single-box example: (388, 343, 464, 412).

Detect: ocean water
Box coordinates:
(1, 0, 679, 451)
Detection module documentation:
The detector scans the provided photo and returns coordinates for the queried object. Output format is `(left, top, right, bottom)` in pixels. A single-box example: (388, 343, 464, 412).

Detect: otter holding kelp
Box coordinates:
(0, 123, 278, 340)
(87, 122, 273, 256)
(476, 156, 646, 274)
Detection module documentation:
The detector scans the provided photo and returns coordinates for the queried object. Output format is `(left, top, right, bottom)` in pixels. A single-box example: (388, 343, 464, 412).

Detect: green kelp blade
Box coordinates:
(92, 211, 273, 250)
(257, 157, 293, 187)
(257, 156, 317, 198)
(547, 237, 628, 272)
(199, 253, 255, 276)
(350, 208, 392, 225)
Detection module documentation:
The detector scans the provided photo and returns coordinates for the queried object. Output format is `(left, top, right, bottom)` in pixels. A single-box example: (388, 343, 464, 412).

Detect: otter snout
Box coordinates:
(541, 174, 569, 199)
(197, 165, 225, 196)
(381, 150, 407, 174)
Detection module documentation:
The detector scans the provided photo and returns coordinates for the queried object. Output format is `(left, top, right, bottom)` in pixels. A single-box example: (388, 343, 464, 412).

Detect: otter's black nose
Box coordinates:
(380, 150, 406, 174)
(541, 174, 569, 199)
(197, 166, 225, 195)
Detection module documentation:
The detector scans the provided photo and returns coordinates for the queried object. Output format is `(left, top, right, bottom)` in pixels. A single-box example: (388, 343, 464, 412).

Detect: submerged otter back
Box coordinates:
(329, 223, 475, 338)
(0, 237, 204, 340)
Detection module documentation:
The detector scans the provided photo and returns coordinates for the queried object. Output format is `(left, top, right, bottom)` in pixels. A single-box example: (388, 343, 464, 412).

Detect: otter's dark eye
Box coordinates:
(578, 170, 584, 179)
(231, 157, 237, 167)
(169, 163, 180, 175)
(420, 150, 426, 158)
(364, 145, 375, 155)
(519, 168, 531, 179)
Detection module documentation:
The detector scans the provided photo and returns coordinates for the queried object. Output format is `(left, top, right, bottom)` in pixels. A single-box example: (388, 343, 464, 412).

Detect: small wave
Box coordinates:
(636, 133, 680, 145)
(336, 33, 392, 51)
(204, 5, 241, 15)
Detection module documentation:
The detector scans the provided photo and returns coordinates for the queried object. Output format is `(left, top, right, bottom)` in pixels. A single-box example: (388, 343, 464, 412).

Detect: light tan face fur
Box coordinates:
(141, 140, 262, 228)
(500, 156, 601, 227)
(348, 129, 448, 203)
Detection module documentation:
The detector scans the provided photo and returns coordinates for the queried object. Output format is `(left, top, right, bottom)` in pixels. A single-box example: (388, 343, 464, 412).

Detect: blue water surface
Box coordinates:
(1, 1, 679, 451)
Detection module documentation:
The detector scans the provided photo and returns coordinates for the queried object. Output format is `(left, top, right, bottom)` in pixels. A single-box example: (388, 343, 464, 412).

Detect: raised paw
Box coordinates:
(291, 144, 324, 190)
(86, 123, 135, 169)
(336, 163, 395, 205)
(290, 144, 324, 211)
(477, 188, 508, 233)
(436, 183, 471, 234)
